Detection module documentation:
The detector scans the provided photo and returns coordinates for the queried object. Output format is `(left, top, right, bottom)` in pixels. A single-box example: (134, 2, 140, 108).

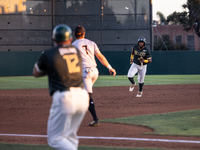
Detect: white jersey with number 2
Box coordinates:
(72, 38, 100, 68)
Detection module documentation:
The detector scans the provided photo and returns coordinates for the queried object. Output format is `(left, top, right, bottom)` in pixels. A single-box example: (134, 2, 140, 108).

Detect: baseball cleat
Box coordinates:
(136, 91, 143, 97)
(129, 83, 136, 92)
(88, 120, 99, 127)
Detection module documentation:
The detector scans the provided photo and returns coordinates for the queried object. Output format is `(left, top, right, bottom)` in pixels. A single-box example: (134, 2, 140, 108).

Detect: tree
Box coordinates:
(182, 0, 200, 37)
(156, 0, 200, 37)
(167, 11, 188, 25)
(156, 11, 167, 24)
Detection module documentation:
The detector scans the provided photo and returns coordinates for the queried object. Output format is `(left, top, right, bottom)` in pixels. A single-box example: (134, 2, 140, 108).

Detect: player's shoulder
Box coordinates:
(141, 47, 149, 53)
(144, 47, 150, 52)
(73, 38, 95, 45)
(38, 47, 56, 61)
(84, 38, 96, 45)
(132, 45, 138, 50)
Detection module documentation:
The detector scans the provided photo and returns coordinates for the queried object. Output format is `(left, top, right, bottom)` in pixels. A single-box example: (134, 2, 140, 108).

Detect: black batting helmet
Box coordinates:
(52, 24, 72, 42)
(138, 37, 146, 46)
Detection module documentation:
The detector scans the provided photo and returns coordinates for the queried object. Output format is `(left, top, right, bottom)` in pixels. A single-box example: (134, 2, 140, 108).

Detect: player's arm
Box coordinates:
(95, 51, 116, 76)
(138, 57, 152, 64)
(140, 48, 152, 63)
(130, 49, 134, 64)
(147, 57, 152, 63)
(33, 52, 47, 77)
(33, 63, 46, 77)
(144, 49, 152, 63)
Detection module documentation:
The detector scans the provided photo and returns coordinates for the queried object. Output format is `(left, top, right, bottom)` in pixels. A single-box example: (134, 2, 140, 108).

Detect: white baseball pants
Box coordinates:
(127, 63, 147, 83)
(47, 87, 89, 150)
(82, 67, 99, 93)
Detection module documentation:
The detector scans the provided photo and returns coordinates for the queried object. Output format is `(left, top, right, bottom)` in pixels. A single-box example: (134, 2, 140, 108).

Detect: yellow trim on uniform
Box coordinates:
(130, 54, 134, 59)
(144, 60, 148, 63)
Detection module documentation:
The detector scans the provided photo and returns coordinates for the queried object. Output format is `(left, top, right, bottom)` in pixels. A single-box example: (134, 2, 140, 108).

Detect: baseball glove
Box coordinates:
(138, 57, 144, 63)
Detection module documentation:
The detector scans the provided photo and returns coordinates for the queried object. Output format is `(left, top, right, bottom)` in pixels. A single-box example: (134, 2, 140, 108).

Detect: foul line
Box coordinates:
(0, 133, 200, 144)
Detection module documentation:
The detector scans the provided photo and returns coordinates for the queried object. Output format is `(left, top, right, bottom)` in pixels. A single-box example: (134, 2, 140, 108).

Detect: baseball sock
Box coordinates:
(88, 93, 98, 121)
(139, 82, 144, 92)
(128, 77, 135, 84)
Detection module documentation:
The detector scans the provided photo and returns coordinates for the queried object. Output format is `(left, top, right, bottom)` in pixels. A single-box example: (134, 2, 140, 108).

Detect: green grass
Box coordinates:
(0, 76, 48, 89)
(101, 109, 200, 137)
(0, 75, 200, 89)
(0, 143, 188, 150)
(94, 75, 200, 87)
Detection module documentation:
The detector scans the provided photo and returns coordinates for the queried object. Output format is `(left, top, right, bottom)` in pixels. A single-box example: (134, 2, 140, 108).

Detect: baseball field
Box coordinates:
(0, 75, 200, 150)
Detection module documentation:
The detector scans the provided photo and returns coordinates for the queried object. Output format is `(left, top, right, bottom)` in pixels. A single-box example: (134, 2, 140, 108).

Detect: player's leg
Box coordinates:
(64, 88, 89, 150)
(91, 67, 99, 85)
(48, 89, 89, 150)
(83, 78, 98, 122)
(47, 91, 75, 150)
(88, 93, 99, 126)
(136, 65, 147, 97)
(68, 112, 86, 149)
(127, 63, 138, 92)
(83, 67, 99, 126)
(89, 67, 99, 126)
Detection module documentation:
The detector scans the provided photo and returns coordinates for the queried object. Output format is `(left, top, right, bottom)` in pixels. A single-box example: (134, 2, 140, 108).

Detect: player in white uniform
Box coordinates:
(72, 25, 116, 126)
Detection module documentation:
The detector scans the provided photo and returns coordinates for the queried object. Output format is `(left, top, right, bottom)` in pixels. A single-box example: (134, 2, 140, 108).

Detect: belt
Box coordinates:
(59, 88, 70, 92)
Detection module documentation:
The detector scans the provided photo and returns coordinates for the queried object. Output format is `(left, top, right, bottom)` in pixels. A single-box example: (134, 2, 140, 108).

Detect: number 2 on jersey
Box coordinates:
(63, 54, 80, 73)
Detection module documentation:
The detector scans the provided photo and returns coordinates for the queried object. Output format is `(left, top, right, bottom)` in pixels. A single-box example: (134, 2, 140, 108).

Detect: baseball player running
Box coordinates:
(127, 37, 152, 97)
(33, 24, 89, 150)
(72, 25, 116, 126)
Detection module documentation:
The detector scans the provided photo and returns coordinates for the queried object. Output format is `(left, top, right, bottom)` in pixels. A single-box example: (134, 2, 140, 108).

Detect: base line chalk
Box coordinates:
(0, 133, 200, 144)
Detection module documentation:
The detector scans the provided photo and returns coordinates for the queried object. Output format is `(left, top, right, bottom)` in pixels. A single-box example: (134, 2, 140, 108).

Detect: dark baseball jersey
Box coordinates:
(37, 45, 84, 96)
(132, 45, 151, 66)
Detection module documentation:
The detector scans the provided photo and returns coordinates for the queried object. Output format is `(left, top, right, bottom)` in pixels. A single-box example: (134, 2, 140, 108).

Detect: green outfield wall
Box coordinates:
(0, 51, 200, 76)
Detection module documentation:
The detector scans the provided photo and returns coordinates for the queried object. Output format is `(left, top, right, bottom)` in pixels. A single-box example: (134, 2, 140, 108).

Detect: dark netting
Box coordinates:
(137, 0, 150, 14)
(0, 30, 51, 45)
(54, 0, 101, 15)
(101, 30, 150, 44)
(102, 0, 136, 15)
(0, 0, 151, 51)
(25, 1, 51, 15)
(101, 14, 150, 29)
(55, 15, 101, 29)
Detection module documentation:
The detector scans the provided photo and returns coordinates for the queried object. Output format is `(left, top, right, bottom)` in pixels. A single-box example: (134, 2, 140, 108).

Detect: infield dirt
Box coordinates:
(0, 84, 200, 149)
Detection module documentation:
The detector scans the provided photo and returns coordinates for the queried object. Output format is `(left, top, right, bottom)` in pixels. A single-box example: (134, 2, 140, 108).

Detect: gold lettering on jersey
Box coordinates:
(134, 50, 146, 57)
(63, 54, 80, 74)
